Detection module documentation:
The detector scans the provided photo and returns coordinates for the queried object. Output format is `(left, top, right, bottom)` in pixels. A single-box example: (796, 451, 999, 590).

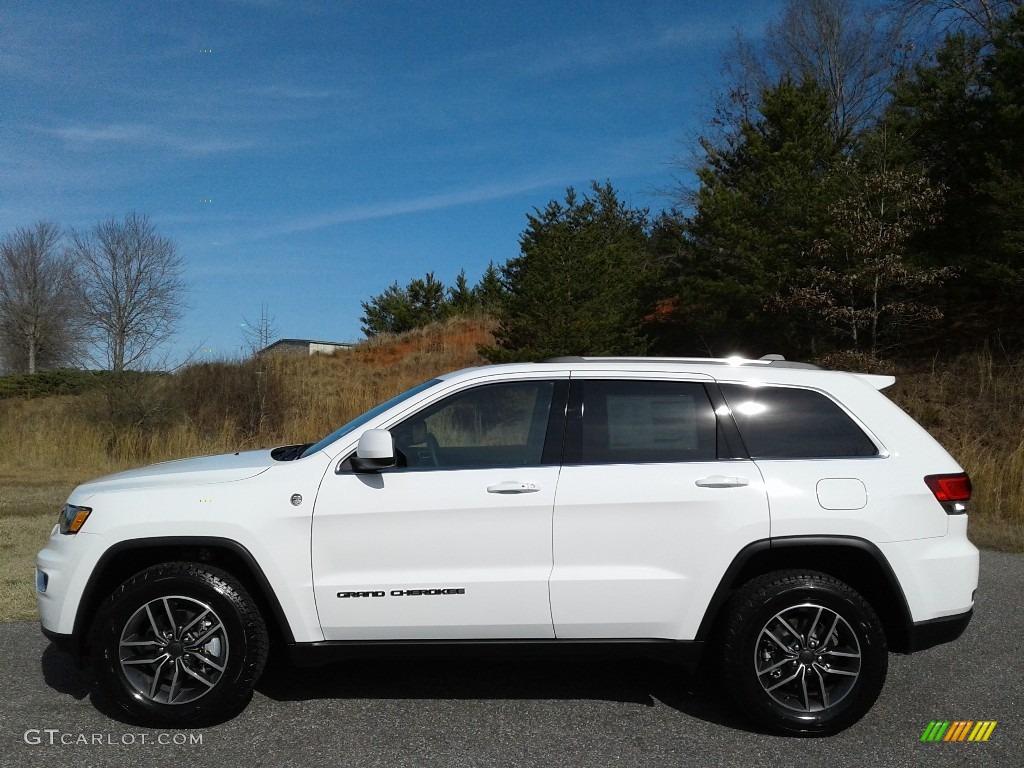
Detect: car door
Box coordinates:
(312, 375, 567, 640)
(549, 372, 771, 640)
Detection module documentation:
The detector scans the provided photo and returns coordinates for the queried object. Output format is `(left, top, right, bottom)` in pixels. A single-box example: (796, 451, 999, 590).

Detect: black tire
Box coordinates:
(91, 562, 268, 726)
(720, 570, 887, 736)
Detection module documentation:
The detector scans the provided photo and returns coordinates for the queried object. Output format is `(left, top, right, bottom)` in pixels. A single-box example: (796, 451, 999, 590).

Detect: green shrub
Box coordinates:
(0, 369, 111, 399)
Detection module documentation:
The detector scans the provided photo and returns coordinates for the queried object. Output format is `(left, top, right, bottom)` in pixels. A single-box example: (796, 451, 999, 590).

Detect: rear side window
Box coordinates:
(576, 380, 717, 463)
(719, 384, 878, 459)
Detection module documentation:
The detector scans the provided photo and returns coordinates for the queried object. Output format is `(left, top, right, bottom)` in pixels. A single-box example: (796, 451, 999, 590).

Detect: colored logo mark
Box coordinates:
(921, 721, 997, 742)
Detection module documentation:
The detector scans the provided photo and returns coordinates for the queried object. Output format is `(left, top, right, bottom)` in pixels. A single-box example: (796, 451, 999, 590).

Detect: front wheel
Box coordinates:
(91, 562, 268, 726)
(720, 570, 888, 736)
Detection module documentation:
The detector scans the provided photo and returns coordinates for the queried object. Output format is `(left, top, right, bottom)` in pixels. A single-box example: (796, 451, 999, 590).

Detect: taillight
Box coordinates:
(924, 473, 971, 514)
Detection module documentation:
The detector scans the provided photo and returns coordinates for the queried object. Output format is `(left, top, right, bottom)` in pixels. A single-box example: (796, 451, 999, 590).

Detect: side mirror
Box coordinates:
(350, 429, 396, 472)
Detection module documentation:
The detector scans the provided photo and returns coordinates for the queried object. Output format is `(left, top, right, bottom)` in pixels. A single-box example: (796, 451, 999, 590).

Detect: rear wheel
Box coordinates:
(91, 562, 268, 726)
(720, 570, 887, 736)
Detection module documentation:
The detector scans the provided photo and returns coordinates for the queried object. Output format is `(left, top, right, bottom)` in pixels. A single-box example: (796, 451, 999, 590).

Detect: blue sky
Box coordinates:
(1, 0, 781, 362)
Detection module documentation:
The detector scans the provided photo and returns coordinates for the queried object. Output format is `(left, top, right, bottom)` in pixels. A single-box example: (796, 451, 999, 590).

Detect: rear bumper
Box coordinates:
(878, 519, 978, 625)
(905, 608, 973, 653)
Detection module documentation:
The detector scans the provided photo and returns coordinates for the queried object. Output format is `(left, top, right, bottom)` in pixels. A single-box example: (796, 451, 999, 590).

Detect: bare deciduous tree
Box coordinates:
(242, 303, 277, 435)
(70, 212, 186, 372)
(242, 303, 277, 356)
(0, 221, 82, 373)
(893, 0, 1023, 45)
(703, 0, 912, 150)
(768, 0, 913, 141)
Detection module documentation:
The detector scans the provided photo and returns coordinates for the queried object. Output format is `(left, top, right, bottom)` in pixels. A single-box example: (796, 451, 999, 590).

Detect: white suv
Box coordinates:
(36, 356, 978, 735)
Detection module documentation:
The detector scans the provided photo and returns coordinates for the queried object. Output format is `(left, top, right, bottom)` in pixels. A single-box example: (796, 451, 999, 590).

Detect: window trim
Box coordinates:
(703, 382, 748, 460)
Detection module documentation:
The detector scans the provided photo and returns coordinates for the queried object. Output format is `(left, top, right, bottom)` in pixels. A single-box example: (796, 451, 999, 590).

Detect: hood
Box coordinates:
(74, 449, 276, 498)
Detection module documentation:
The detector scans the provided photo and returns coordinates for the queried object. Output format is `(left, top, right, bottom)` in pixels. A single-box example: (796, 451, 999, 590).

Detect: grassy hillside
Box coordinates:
(0, 320, 1020, 621)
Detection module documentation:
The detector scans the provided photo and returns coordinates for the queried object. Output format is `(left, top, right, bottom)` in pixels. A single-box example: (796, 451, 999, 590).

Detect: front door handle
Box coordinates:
(695, 475, 750, 488)
(487, 481, 541, 494)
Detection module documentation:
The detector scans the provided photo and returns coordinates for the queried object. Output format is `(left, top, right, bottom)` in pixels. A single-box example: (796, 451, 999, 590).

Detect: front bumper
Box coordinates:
(36, 529, 109, 636)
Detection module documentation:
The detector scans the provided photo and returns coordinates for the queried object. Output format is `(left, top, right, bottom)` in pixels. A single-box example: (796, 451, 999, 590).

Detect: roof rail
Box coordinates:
(539, 355, 819, 369)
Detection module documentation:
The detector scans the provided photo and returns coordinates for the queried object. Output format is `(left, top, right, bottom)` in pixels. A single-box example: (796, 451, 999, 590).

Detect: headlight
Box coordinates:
(58, 504, 92, 535)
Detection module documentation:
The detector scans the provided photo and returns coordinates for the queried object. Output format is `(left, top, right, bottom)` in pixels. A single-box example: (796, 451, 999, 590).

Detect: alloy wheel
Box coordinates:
(753, 602, 862, 713)
(118, 595, 230, 705)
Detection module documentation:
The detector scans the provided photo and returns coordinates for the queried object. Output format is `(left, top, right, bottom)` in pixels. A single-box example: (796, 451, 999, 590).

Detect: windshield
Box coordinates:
(299, 379, 441, 458)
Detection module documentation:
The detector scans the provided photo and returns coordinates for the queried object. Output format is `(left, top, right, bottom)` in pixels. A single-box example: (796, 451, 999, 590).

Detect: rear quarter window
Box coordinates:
(719, 383, 878, 459)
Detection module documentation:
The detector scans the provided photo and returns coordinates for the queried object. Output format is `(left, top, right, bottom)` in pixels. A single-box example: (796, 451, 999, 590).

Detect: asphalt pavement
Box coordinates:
(1, 550, 1020, 768)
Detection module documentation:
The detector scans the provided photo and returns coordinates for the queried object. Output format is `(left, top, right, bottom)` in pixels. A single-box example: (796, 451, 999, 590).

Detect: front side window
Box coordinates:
(575, 380, 717, 464)
(390, 380, 558, 469)
(719, 383, 879, 459)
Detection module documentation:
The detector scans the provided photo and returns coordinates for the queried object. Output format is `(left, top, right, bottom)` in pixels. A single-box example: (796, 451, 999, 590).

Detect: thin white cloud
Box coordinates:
(238, 175, 567, 242)
(457, 16, 749, 82)
(237, 143, 674, 244)
(39, 123, 258, 155)
(46, 124, 151, 143)
(242, 84, 338, 100)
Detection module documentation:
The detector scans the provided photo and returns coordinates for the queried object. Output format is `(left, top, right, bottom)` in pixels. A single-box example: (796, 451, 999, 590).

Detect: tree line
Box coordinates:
(0, 213, 185, 374)
(363, 0, 1024, 364)
(359, 264, 505, 337)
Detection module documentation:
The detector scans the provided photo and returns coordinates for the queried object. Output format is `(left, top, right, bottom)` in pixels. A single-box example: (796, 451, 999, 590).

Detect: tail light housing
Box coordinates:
(924, 473, 972, 515)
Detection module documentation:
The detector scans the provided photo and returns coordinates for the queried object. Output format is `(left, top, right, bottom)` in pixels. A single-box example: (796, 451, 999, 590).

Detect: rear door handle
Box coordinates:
(487, 481, 541, 494)
(695, 475, 750, 488)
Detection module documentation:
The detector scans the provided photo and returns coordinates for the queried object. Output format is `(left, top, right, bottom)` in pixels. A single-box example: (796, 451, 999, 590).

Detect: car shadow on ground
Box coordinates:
(256, 649, 756, 733)
(40, 643, 91, 700)
(40, 641, 757, 733)
(40, 643, 126, 721)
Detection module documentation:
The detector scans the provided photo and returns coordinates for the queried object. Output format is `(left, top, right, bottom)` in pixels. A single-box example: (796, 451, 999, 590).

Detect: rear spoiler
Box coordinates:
(854, 374, 896, 390)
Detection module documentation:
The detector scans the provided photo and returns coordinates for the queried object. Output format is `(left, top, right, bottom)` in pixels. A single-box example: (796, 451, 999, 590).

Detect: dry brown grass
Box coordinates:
(0, 512, 54, 621)
(0, 323, 1020, 624)
(269, 317, 494, 447)
(0, 466, 87, 621)
(0, 316, 494, 472)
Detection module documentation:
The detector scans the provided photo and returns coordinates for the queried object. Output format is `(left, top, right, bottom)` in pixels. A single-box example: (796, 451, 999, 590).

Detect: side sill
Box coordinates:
(903, 608, 974, 654)
(285, 638, 705, 671)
